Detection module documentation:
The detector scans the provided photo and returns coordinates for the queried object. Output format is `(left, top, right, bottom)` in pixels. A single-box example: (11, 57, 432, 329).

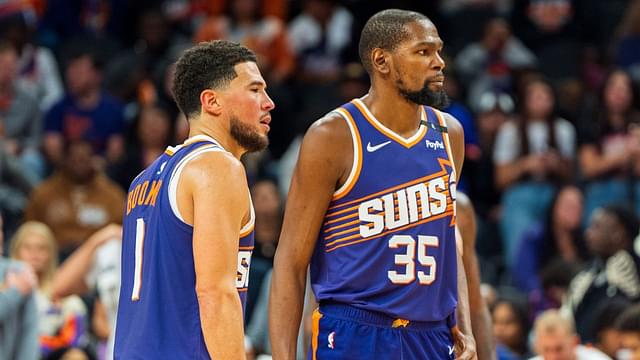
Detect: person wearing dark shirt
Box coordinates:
(43, 45, 125, 170)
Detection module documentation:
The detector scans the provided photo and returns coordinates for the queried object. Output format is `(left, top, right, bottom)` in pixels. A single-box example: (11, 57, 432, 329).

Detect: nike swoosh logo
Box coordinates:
(448, 345, 454, 356)
(366, 141, 391, 152)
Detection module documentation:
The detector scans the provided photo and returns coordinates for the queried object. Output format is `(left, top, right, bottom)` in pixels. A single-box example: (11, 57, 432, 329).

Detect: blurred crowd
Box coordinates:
(1, 0, 640, 359)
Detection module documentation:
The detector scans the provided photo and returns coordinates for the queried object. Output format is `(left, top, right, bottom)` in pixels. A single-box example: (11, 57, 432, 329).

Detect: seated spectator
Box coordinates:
(616, 304, 640, 360)
(0, 41, 44, 182)
(0, 141, 36, 238)
(24, 140, 125, 259)
(492, 296, 531, 359)
(288, 0, 353, 132)
(0, 213, 38, 360)
(43, 44, 125, 169)
(0, 8, 64, 111)
(494, 76, 575, 267)
(43, 346, 95, 360)
(563, 205, 640, 343)
(513, 185, 587, 295)
(51, 224, 122, 360)
(578, 69, 640, 221)
(108, 104, 173, 190)
(455, 17, 537, 111)
(590, 299, 630, 359)
(9, 221, 87, 356)
(530, 309, 610, 360)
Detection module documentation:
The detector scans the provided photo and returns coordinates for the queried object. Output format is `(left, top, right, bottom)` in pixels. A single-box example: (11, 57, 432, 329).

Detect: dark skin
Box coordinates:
(457, 192, 496, 360)
(269, 19, 476, 359)
(585, 209, 630, 259)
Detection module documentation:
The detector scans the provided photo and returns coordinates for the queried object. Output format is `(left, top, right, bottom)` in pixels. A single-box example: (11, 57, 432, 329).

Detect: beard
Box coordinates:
(397, 77, 450, 109)
(230, 116, 269, 153)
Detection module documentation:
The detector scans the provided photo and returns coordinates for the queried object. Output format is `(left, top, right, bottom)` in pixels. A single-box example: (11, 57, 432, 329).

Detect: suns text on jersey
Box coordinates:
(358, 175, 454, 238)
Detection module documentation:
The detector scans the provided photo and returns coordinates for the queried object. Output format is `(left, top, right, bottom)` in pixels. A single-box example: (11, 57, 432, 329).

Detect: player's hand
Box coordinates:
(451, 326, 477, 360)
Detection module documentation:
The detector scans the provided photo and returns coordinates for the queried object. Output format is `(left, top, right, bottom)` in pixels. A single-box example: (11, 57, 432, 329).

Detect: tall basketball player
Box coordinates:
(114, 40, 274, 359)
(269, 9, 476, 359)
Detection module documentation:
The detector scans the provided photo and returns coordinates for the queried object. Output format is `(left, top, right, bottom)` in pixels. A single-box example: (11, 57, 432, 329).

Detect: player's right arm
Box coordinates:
(181, 151, 250, 360)
(269, 113, 352, 360)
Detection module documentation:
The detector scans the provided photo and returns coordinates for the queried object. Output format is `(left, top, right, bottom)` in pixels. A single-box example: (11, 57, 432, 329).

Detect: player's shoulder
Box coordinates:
(303, 110, 352, 148)
(438, 110, 463, 135)
(182, 149, 247, 186)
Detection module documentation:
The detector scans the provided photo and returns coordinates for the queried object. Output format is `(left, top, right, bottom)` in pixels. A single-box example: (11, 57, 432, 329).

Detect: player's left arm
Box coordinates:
(443, 112, 477, 360)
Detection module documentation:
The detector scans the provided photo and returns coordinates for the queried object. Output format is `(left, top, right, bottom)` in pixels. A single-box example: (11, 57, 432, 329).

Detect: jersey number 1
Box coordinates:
(131, 218, 145, 301)
(388, 234, 438, 285)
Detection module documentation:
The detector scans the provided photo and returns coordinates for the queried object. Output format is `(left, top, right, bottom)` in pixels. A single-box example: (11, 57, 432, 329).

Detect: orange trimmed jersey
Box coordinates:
(114, 135, 254, 359)
(310, 99, 458, 324)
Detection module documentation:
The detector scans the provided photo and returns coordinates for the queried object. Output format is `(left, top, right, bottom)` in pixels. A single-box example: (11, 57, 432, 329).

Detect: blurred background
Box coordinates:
(1, 0, 640, 359)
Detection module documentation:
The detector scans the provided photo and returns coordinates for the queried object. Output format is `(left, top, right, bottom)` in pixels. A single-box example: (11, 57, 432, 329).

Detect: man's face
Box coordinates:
(66, 56, 100, 97)
(389, 20, 448, 108)
(586, 209, 622, 257)
(0, 48, 18, 86)
(620, 332, 640, 360)
(221, 62, 275, 153)
(535, 330, 578, 360)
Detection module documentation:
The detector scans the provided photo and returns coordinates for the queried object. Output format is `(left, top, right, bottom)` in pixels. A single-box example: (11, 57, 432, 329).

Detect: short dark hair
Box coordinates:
(358, 9, 429, 74)
(602, 204, 640, 242)
(172, 40, 257, 119)
(616, 304, 640, 332)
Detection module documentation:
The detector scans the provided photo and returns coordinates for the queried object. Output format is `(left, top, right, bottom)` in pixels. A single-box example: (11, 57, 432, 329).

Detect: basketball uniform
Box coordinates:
(309, 99, 458, 359)
(114, 135, 254, 359)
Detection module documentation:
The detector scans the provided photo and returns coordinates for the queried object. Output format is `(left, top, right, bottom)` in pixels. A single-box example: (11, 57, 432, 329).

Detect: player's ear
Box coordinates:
(371, 48, 390, 75)
(200, 89, 223, 116)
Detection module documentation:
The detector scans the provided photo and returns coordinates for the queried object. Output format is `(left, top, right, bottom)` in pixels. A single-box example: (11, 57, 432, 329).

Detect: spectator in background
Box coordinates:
(616, 304, 640, 360)
(245, 177, 283, 324)
(530, 309, 609, 360)
(0, 41, 44, 182)
(9, 221, 87, 357)
(494, 76, 575, 267)
(455, 17, 537, 111)
(43, 45, 125, 169)
(615, 1, 640, 82)
(288, 0, 353, 132)
(492, 296, 531, 359)
(464, 91, 513, 278)
(578, 69, 640, 221)
(590, 299, 630, 359)
(24, 140, 124, 259)
(513, 185, 587, 295)
(0, 9, 64, 111)
(51, 224, 122, 360)
(0, 214, 39, 360)
(108, 104, 173, 190)
(564, 205, 640, 344)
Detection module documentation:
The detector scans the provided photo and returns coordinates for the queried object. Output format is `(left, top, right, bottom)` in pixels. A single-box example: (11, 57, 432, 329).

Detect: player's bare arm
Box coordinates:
(181, 151, 250, 360)
(457, 193, 496, 360)
(444, 112, 477, 360)
(269, 112, 352, 360)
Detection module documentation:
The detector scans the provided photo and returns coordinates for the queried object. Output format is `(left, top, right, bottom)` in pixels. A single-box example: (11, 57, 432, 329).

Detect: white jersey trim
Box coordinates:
(168, 145, 225, 224)
(333, 108, 362, 199)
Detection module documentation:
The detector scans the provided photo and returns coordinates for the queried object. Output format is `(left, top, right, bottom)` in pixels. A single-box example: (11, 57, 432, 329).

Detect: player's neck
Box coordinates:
(188, 118, 245, 159)
(361, 87, 423, 137)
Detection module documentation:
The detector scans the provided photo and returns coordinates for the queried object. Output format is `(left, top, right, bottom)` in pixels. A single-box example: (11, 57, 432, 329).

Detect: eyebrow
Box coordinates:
(414, 40, 444, 48)
(247, 80, 266, 88)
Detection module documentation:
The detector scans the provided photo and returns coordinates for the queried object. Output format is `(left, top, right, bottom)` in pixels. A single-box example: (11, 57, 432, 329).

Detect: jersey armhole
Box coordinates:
(168, 145, 225, 225)
(332, 108, 363, 200)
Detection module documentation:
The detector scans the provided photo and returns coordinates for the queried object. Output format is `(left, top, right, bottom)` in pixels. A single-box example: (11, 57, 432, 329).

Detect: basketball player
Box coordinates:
(269, 9, 476, 360)
(114, 40, 274, 359)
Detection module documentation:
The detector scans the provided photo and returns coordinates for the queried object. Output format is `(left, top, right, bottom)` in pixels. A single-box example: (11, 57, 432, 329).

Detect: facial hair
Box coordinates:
(397, 77, 450, 109)
(230, 115, 269, 153)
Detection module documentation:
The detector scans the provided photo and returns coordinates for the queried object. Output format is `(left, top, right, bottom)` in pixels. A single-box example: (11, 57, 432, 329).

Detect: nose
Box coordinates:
(433, 52, 445, 72)
(263, 91, 275, 111)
